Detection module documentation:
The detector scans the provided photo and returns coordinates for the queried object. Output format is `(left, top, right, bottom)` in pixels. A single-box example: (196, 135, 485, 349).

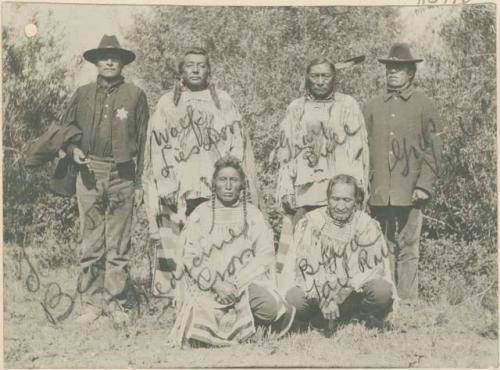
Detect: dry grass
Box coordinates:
(3, 246, 498, 368)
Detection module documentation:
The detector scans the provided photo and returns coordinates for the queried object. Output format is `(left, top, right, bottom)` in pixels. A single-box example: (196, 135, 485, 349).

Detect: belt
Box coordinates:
(88, 154, 115, 163)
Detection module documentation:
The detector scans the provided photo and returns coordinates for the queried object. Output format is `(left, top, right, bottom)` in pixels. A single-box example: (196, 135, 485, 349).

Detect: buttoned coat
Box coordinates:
(363, 88, 443, 206)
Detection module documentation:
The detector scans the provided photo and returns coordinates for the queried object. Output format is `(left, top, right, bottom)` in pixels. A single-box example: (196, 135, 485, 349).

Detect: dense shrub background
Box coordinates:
(2, 18, 79, 263)
(125, 6, 400, 242)
(2, 5, 496, 301)
(420, 5, 496, 246)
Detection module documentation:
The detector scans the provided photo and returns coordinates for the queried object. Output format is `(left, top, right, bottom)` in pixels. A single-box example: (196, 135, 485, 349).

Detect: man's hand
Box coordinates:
(213, 281, 238, 306)
(412, 189, 429, 203)
(282, 194, 296, 214)
(134, 188, 144, 210)
(321, 299, 340, 321)
(73, 147, 90, 165)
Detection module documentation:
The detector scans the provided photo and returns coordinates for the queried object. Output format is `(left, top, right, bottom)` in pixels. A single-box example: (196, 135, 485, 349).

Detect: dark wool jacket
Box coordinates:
(62, 79, 149, 187)
(363, 88, 443, 206)
(25, 123, 83, 196)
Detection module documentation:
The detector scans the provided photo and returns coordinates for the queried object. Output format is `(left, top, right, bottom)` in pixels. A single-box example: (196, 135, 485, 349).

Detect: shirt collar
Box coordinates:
(97, 75, 124, 92)
(383, 85, 414, 102)
(305, 90, 336, 102)
(214, 197, 242, 208)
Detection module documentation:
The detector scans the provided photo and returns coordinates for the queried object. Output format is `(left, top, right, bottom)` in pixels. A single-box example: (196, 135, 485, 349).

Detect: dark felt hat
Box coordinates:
(378, 43, 423, 64)
(83, 35, 136, 65)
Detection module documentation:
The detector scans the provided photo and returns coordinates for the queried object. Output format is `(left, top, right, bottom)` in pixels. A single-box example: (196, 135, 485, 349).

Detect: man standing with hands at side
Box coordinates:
(276, 57, 369, 227)
(363, 43, 443, 304)
(144, 47, 259, 302)
(61, 35, 149, 324)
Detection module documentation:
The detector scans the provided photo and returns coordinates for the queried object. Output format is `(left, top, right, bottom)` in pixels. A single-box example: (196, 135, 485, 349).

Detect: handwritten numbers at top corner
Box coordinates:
(417, 0, 471, 5)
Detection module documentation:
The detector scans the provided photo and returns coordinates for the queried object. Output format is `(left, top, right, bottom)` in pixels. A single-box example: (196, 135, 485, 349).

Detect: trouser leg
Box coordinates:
(76, 166, 108, 312)
(395, 207, 421, 301)
(248, 283, 279, 323)
(370, 206, 421, 302)
(285, 287, 325, 331)
(103, 166, 135, 308)
(249, 283, 295, 337)
(286, 280, 393, 331)
(339, 279, 394, 322)
(370, 206, 397, 283)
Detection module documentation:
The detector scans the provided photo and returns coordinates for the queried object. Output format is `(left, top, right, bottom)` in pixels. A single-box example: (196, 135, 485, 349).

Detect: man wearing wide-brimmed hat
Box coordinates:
(61, 35, 149, 324)
(363, 43, 443, 304)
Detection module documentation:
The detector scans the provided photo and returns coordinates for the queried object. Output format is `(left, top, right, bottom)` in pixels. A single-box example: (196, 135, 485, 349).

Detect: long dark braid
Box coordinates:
(209, 182, 217, 234)
(209, 84, 221, 110)
(173, 79, 182, 107)
(241, 184, 249, 236)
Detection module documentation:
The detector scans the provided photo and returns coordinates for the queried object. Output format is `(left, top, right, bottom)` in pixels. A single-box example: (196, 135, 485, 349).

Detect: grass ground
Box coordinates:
(3, 246, 498, 368)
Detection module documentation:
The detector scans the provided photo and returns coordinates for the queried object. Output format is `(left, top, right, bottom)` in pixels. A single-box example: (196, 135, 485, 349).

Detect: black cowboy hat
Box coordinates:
(378, 43, 423, 64)
(83, 35, 136, 65)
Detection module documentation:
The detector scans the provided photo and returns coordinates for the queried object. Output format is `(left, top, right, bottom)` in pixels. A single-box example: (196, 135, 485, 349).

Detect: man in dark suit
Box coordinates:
(61, 35, 149, 323)
(363, 43, 443, 304)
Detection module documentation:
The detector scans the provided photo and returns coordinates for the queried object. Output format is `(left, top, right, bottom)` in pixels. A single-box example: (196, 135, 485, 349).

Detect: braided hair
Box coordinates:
(209, 155, 248, 235)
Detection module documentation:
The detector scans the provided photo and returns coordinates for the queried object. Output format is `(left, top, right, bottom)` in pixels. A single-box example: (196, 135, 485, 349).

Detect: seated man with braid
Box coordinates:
(144, 47, 259, 300)
(170, 155, 295, 347)
(278, 174, 397, 332)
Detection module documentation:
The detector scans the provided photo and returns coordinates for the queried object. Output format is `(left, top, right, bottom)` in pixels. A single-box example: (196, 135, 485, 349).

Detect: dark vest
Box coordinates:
(75, 81, 141, 163)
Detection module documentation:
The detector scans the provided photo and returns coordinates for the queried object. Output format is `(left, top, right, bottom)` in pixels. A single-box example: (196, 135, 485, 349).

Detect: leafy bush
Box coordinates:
(2, 15, 80, 258)
(419, 236, 497, 302)
(418, 5, 496, 243)
(126, 5, 399, 240)
(126, 5, 496, 246)
(30, 192, 79, 267)
(2, 5, 497, 294)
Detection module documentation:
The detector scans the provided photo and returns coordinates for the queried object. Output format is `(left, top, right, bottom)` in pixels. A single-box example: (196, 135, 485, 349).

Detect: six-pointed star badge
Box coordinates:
(116, 107, 128, 120)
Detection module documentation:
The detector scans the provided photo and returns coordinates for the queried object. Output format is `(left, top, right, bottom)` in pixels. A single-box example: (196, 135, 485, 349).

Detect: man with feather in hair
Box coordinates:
(274, 57, 369, 282)
(275, 57, 369, 226)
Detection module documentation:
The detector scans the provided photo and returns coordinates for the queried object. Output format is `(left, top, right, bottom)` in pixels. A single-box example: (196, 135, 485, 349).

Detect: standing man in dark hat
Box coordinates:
(363, 43, 443, 304)
(61, 35, 149, 324)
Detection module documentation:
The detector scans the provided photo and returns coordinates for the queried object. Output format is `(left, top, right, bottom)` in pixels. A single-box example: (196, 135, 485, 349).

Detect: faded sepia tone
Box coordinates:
(2, 0, 497, 368)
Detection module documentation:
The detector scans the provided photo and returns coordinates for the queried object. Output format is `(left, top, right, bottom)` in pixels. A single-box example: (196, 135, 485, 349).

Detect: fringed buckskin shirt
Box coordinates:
(275, 92, 369, 208)
(277, 208, 397, 306)
(170, 201, 287, 347)
(144, 86, 259, 229)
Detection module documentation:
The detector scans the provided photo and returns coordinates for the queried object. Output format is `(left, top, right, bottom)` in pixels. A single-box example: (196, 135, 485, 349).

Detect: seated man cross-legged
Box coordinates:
(170, 155, 295, 347)
(278, 174, 397, 333)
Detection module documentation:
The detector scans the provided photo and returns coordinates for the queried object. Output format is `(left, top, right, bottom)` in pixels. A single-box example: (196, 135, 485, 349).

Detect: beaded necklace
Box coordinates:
(326, 207, 354, 227)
